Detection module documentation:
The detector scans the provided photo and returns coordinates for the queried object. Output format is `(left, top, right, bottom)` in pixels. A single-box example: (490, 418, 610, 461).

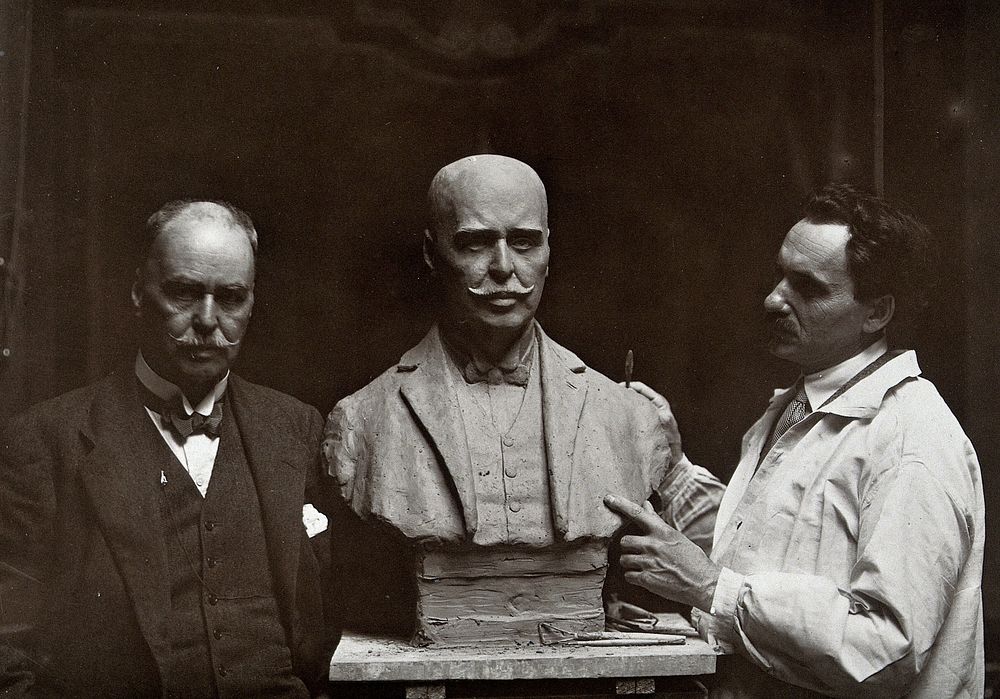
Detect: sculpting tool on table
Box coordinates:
(538, 623, 684, 646)
(625, 349, 634, 388)
(568, 637, 684, 647)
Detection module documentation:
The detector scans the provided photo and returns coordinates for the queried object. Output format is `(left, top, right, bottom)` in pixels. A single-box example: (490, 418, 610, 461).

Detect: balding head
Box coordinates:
(143, 200, 258, 263)
(427, 155, 548, 240)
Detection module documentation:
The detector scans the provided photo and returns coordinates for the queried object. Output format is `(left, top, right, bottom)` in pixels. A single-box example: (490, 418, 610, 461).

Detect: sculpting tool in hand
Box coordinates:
(625, 349, 634, 389)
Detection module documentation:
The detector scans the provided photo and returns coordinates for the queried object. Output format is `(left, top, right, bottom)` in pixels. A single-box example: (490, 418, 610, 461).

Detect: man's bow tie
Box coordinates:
(461, 361, 531, 386)
(140, 385, 225, 439)
(162, 402, 224, 439)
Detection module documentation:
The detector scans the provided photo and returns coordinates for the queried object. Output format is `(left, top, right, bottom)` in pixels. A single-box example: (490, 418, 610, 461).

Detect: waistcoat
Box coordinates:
(453, 360, 555, 546)
(155, 401, 307, 698)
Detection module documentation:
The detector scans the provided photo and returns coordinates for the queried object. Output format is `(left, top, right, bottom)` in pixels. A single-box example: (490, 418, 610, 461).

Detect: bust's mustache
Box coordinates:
(467, 281, 535, 299)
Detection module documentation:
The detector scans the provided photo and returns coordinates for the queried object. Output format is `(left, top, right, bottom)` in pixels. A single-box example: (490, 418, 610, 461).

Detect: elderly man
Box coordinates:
(606, 184, 984, 697)
(0, 201, 337, 696)
(323, 154, 723, 641)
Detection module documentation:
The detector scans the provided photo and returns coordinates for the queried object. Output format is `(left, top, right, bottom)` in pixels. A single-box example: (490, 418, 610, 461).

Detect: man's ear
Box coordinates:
(423, 229, 436, 273)
(863, 294, 895, 333)
(131, 269, 144, 316)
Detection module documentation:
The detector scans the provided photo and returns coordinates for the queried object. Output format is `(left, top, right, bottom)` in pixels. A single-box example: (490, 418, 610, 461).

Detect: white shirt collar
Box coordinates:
(134, 351, 228, 417)
(802, 337, 889, 410)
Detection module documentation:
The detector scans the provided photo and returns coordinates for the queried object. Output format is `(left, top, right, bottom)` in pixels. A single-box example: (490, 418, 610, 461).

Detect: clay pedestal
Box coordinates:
(412, 541, 608, 647)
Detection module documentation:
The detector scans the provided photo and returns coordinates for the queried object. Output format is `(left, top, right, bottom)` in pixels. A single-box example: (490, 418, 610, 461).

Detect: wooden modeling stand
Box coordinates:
(329, 632, 717, 698)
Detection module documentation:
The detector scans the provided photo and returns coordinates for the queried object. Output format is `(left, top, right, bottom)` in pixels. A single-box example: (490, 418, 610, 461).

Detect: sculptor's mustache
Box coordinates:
(169, 330, 240, 349)
(468, 281, 535, 299)
(766, 313, 796, 334)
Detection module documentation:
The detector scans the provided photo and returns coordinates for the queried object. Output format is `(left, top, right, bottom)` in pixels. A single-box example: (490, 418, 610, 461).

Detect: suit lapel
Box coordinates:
(78, 369, 172, 665)
(226, 375, 305, 630)
(398, 326, 479, 536)
(536, 326, 588, 537)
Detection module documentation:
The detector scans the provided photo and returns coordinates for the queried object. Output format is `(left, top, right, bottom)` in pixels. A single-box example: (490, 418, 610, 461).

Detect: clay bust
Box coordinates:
(323, 155, 712, 645)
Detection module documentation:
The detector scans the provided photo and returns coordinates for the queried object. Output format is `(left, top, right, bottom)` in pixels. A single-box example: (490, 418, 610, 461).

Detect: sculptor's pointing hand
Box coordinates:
(604, 494, 722, 612)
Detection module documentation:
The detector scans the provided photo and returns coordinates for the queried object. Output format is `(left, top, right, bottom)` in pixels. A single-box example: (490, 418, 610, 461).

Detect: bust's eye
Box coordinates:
(454, 231, 491, 252)
(509, 234, 541, 251)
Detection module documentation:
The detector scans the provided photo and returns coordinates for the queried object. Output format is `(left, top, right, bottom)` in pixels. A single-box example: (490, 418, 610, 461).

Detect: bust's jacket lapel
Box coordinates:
(397, 325, 479, 538)
(536, 324, 589, 539)
(77, 370, 172, 670)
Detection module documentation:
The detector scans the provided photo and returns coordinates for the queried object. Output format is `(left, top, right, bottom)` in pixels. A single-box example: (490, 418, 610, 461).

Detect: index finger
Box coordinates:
(604, 494, 662, 533)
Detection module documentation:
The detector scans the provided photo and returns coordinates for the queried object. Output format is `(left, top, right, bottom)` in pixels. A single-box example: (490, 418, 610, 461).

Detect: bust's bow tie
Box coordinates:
(461, 361, 531, 386)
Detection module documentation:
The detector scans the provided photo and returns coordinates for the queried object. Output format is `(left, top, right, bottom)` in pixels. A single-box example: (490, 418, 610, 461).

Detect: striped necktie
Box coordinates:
(758, 380, 810, 463)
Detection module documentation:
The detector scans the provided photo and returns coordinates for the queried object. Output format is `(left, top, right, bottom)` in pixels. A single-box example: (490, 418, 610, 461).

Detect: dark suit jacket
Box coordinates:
(0, 367, 338, 697)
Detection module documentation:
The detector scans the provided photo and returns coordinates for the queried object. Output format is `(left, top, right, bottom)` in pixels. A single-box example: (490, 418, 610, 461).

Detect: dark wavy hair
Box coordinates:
(802, 183, 934, 329)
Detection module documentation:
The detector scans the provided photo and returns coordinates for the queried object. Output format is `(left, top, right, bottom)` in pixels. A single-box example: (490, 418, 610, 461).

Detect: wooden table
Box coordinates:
(329, 632, 718, 698)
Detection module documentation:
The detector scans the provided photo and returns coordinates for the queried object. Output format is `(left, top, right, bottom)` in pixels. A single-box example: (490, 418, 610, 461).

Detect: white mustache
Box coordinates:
(168, 330, 240, 349)
(468, 282, 535, 298)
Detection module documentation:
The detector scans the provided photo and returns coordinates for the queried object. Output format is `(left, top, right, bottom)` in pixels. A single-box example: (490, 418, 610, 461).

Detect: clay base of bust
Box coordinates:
(411, 540, 608, 647)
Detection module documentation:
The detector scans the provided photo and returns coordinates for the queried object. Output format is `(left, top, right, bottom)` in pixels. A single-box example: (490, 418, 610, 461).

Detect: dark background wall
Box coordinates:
(2, 0, 998, 653)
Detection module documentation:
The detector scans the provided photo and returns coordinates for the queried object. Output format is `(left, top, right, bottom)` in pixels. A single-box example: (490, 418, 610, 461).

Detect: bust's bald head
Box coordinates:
(427, 155, 548, 239)
(423, 155, 551, 350)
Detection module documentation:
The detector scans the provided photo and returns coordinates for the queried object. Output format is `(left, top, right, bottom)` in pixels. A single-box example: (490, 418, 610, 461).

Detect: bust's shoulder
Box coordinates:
(539, 333, 659, 422)
(342, 372, 400, 419)
(334, 329, 441, 409)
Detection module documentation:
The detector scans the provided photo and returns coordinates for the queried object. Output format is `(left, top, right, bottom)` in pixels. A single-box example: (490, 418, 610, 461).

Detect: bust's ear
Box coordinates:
(545, 227, 551, 277)
(863, 294, 895, 334)
(423, 230, 436, 273)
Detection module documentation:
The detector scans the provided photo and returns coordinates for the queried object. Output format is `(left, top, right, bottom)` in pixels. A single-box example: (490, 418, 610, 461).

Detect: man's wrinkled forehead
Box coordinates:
(145, 202, 255, 269)
(157, 202, 237, 244)
(428, 155, 548, 232)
